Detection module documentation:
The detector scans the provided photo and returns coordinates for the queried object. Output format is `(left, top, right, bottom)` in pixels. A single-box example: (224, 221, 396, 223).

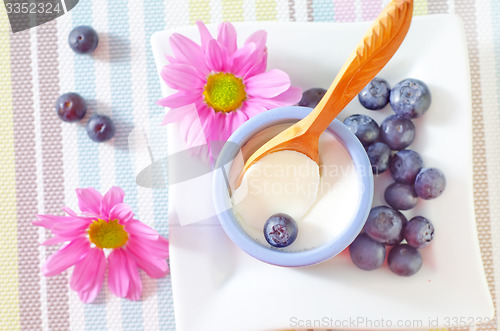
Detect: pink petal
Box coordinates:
(33, 214, 74, 229)
(100, 186, 125, 216)
(75, 188, 102, 215)
(108, 249, 129, 298)
(156, 91, 200, 109)
(210, 112, 230, 142)
(217, 22, 237, 57)
(228, 109, 249, 134)
(70, 248, 105, 303)
(169, 33, 209, 75)
(166, 55, 177, 63)
(161, 103, 198, 126)
(245, 69, 291, 98)
(62, 207, 78, 217)
(42, 237, 90, 277)
(245, 51, 267, 77)
(124, 255, 142, 301)
(50, 217, 91, 234)
(176, 103, 206, 147)
(127, 235, 169, 259)
(199, 107, 215, 144)
(188, 121, 207, 148)
(196, 21, 213, 50)
(161, 63, 206, 91)
(108, 249, 142, 300)
(247, 86, 303, 109)
(231, 43, 257, 77)
(239, 100, 268, 118)
(127, 244, 169, 278)
(245, 30, 267, 52)
(186, 104, 207, 146)
(205, 39, 228, 72)
(109, 203, 134, 224)
(125, 220, 159, 240)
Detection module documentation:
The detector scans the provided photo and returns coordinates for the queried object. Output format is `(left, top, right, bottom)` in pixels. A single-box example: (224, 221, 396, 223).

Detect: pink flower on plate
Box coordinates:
(158, 21, 302, 149)
(33, 187, 169, 303)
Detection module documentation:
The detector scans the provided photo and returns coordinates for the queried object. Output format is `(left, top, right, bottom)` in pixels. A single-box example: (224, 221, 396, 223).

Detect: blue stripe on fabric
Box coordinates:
(71, 1, 107, 330)
(106, 0, 144, 329)
(143, 1, 176, 330)
(312, 0, 335, 21)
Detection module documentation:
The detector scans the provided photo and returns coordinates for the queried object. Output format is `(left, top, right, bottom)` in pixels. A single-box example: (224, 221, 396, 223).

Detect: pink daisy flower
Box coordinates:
(33, 187, 169, 303)
(158, 21, 302, 149)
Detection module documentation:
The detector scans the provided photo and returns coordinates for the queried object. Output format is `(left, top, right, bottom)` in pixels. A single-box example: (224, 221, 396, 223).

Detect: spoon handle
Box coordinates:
(303, 0, 414, 137)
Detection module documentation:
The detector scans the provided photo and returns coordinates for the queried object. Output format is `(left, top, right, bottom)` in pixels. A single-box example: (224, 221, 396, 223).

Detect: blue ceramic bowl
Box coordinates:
(213, 106, 373, 267)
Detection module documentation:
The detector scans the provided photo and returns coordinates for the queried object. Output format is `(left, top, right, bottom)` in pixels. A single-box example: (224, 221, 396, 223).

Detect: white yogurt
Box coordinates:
(230, 124, 361, 251)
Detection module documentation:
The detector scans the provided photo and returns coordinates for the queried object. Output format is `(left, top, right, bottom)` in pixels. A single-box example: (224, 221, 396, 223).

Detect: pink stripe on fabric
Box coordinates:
(36, 20, 69, 331)
(333, 0, 355, 22)
(10, 29, 43, 331)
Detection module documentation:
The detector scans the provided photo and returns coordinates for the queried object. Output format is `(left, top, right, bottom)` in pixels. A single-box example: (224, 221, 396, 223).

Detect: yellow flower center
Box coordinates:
(203, 72, 246, 113)
(88, 219, 128, 249)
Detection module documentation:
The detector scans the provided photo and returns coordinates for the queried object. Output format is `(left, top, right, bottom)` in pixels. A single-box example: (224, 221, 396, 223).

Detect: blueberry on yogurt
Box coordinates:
(263, 213, 298, 248)
(390, 78, 431, 119)
(358, 77, 391, 110)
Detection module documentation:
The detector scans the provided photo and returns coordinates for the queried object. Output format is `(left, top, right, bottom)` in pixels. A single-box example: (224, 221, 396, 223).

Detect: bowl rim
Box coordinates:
(213, 106, 374, 267)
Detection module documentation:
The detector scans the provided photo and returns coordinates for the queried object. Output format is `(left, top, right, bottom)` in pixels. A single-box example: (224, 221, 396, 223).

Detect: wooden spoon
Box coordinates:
(238, 0, 413, 184)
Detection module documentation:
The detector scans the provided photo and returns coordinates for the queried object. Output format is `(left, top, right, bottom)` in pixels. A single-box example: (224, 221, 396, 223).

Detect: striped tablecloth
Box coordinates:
(1, 0, 498, 330)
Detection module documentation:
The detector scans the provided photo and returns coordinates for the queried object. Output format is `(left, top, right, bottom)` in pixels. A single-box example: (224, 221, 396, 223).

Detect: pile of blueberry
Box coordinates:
(55, 26, 115, 143)
(300, 77, 445, 276)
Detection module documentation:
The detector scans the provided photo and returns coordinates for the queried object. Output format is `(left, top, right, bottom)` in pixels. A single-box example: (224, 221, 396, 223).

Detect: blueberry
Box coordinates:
(390, 78, 431, 119)
(414, 167, 446, 200)
(366, 142, 391, 175)
(384, 183, 418, 211)
(263, 213, 298, 248)
(349, 234, 386, 271)
(68, 25, 98, 54)
(364, 206, 406, 245)
(390, 149, 423, 184)
(387, 244, 423, 276)
(405, 216, 434, 249)
(358, 77, 390, 110)
(343, 114, 380, 146)
(86, 114, 115, 142)
(55, 93, 87, 122)
(298, 88, 327, 108)
(380, 115, 415, 150)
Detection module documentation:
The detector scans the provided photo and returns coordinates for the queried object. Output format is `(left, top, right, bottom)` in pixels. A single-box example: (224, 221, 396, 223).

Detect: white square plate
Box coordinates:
(151, 15, 494, 331)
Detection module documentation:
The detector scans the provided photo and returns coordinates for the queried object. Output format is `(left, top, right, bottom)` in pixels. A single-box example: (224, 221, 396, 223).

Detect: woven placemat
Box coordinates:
(1, 0, 498, 330)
